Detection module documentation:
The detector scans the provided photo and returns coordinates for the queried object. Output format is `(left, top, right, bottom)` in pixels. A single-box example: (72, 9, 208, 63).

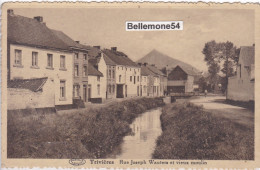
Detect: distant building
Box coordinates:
(227, 46, 255, 102)
(7, 11, 74, 108)
(139, 63, 154, 96)
(103, 47, 141, 98)
(87, 63, 104, 103)
(146, 64, 167, 96)
(88, 46, 117, 99)
(167, 65, 197, 93)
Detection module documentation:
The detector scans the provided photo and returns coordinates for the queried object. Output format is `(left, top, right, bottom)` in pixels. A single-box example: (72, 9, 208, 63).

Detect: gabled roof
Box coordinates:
(51, 29, 88, 51)
(174, 65, 197, 76)
(140, 65, 156, 76)
(103, 49, 138, 67)
(146, 65, 165, 76)
(88, 47, 116, 66)
(8, 14, 69, 51)
(88, 63, 103, 77)
(8, 77, 48, 92)
(239, 46, 255, 66)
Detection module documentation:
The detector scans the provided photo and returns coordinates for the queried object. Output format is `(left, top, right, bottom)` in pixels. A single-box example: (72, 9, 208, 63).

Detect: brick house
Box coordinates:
(227, 46, 255, 102)
(7, 11, 74, 108)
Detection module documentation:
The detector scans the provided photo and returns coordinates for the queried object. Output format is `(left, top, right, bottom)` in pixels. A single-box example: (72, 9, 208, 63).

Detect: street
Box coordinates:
(190, 95, 254, 129)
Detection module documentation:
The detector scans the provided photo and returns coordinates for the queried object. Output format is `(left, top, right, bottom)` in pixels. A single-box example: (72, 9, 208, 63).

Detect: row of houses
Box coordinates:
(7, 10, 168, 110)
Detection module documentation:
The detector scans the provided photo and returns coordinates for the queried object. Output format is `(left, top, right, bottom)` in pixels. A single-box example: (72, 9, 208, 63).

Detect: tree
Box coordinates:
(202, 41, 240, 92)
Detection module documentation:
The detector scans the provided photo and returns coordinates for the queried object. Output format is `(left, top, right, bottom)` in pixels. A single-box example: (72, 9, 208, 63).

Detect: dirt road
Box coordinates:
(190, 95, 254, 128)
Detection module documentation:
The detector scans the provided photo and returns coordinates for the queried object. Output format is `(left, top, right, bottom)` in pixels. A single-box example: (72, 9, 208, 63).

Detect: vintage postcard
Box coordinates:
(1, 2, 260, 169)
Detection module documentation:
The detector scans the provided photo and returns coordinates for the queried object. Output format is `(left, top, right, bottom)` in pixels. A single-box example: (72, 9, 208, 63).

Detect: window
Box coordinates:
(74, 65, 79, 76)
(119, 75, 122, 82)
(134, 76, 136, 84)
(83, 65, 87, 77)
(60, 81, 66, 99)
(130, 76, 132, 82)
(118, 67, 119, 70)
(14, 49, 22, 65)
(74, 53, 79, 60)
(109, 85, 111, 93)
(137, 76, 139, 82)
(60, 55, 66, 69)
(144, 85, 147, 93)
(97, 84, 100, 95)
(109, 70, 112, 78)
(83, 53, 88, 60)
(144, 77, 147, 82)
(47, 54, 53, 68)
(122, 66, 123, 70)
(97, 76, 100, 82)
(112, 70, 115, 78)
(239, 64, 242, 78)
(73, 85, 80, 98)
(32, 52, 38, 67)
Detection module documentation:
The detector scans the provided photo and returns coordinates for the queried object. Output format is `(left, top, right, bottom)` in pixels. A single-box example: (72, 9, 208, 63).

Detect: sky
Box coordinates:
(13, 8, 254, 71)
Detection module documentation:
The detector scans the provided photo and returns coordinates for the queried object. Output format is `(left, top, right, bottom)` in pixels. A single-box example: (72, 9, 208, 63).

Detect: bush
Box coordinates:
(8, 97, 164, 158)
(152, 102, 254, 160)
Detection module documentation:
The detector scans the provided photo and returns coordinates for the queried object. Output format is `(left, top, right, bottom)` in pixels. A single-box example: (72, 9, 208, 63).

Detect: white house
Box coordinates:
(87, 63, 104, 103)
(227, 46, 255, 102)
(88, 46, 117, 100)
(7, 10, 74, 108)
(103, 47, 141, 98)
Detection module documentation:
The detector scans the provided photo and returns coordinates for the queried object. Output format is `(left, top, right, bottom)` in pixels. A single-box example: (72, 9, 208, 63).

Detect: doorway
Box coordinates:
(83, 85, 87, 102)
(88, 85, 91, 101)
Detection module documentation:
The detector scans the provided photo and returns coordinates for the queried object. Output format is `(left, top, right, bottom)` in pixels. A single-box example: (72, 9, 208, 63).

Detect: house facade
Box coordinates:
(146, 64, 167, 96)
(103, 47, 141, 98)
(87, 63, 104, 103)
(51, 30, 90, 104)
(7, 12, 74, 107)
(167, 65, 195, 93)
(227, 46, 255, 102)
(88, 46, 117, 99)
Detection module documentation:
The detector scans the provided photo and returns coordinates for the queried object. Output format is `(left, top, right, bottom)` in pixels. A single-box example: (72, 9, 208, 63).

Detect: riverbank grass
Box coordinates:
(8, 97, 164, 158)
(153, 102, 254, 160)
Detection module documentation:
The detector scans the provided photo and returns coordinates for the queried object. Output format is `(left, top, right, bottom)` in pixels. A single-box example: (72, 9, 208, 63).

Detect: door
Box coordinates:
(88, 85, 91, 101)
(137, 86, 139, 96)
(140, 85, 142, 96)
(83, 85, 87, 102)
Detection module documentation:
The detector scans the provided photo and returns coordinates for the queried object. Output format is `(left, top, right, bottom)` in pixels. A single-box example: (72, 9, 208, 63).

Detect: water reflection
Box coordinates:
(115, 108, 162, 159)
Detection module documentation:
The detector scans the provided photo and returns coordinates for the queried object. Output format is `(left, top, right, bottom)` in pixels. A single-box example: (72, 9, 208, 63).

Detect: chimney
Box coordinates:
(75, 41, 80, 44)
(94, 46, 101, 49)
(111, 47, 117, 51)
(7, 9, 14, 15)
(144, 63, 148, 66)
(34, 16, 43, 23)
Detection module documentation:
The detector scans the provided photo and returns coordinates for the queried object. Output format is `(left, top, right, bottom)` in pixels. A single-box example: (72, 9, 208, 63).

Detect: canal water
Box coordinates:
(114, 108, 162, 159)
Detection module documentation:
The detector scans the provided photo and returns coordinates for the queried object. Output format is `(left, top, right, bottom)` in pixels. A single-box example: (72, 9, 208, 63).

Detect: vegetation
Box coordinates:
(8, 97, 164, 158)
(202, 41, 240, 90)
(153, 102, 254, 160)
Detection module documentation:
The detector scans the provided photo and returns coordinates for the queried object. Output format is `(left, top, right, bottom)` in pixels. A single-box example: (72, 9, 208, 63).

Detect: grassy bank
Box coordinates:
(8, 97, 164, 158)
(152, 102, 254, 160)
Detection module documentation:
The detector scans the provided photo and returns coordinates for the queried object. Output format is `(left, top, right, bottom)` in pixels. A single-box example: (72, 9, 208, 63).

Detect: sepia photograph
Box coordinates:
(1, 3, 259, 168)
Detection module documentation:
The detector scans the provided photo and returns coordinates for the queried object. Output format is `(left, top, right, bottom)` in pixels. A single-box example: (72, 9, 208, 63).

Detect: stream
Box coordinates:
(112, 108, 162, 159)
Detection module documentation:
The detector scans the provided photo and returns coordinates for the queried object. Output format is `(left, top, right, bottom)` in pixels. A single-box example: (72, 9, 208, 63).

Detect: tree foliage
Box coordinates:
(202, 41, 240, 89)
